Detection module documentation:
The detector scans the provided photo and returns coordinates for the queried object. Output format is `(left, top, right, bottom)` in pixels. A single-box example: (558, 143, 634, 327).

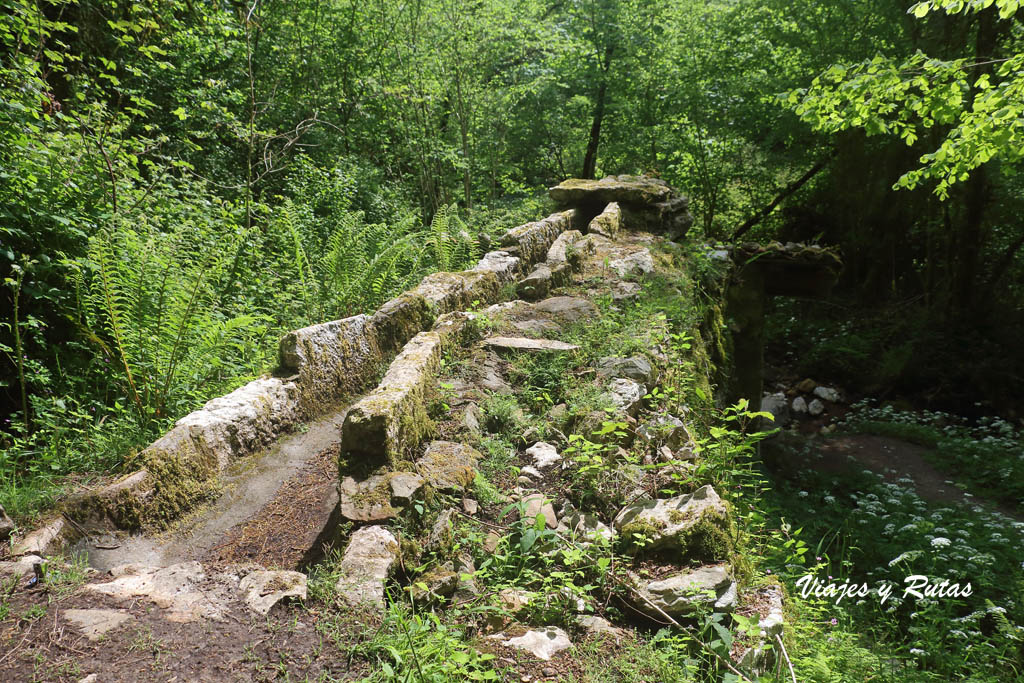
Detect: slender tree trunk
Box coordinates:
(953, 7, 1000, 313)
(582, 44, 614, 179)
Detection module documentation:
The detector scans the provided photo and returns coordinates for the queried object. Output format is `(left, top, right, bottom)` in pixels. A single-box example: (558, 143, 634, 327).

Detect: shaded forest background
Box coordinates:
(2, 0, 1023, 512)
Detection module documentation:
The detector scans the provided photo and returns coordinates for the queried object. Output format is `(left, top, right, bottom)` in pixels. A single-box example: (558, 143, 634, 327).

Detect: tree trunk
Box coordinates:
(581, 44, 614, 179)
(953, 7, 1000, 313)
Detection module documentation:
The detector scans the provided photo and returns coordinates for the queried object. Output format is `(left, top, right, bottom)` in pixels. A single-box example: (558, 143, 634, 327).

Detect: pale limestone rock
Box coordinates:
(484, 336, 579, 353)
(0, 554, 42, 580)
(596, 355, 656, 384)
(521, 493, 557, 529)
(792, 396, 808, 414)
(86, 562, 228, 622)
(11, 517, 67, 556)
(636, 414, 689, 450)
(587, 202, 622, 238)
(604, 378, 646, 416)
(505, 626, 572, 661)
(63, 609, 132, 641)
(808, 398, 825, 416)
(632, 564, 737, 618)
(526, 442, 561, 469)
(239, 570, 306, 615)
(549, 176, 674, 205)
(577, 615, 627, 641)
(336, 526, 399, 611)
(557, 511, 615, 545)
(609, 249, 655, 278)
(813, 386, 841, 403)
(472, 250, 521, 284)
(500, 211, 576, 267)
(533, 296, 598, 323)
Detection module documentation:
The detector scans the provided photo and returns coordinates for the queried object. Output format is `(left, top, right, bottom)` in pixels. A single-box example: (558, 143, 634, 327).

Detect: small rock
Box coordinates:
(808, 399, 825, 416)
(604, 378, 646, 416)
(505, 626, 572, 661)
(462, 498, 478, 515)
(658, 446, 675, 462)
(636, 414, 688, 449)
(526, 442, 561, 469)
(796, 378, 817, 393)
(410, 563, 458, 604)
(609, 249, 655, 278)
(78, 675, 99, 683)
(792, 396, 808, 414)
(63, 609, 132, 641)
(462, 404, 483, 433)
(542, 666, 557, 677)
(611, 281, 642, 300)
(596, 356, 656, 384)
(813, 386, 841, 403)
(577, 615, 628, 641)
(548, 403, 568, 421)
(336, 526, 399, 611)
(239, 570, 306, 615)
(760, 392, 790, 427)
(0, 504, 13, 540)
(521, 494, 558, 529)
(557, 511, 615, 544)
(520, 465, 543, 479)
(483, 532, 501, 553)
(390, 472, 426, 503)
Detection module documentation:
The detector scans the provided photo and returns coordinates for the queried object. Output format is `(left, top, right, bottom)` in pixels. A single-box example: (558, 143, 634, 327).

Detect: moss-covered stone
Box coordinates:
(371, 293, 435, 356)
(613, 485, 734, 563)
(341, 331, 443, 467)
(416, 441, 480, 493)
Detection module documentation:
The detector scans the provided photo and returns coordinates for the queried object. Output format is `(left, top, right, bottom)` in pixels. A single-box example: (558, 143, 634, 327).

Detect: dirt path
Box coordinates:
(813, 433, 1022, 521)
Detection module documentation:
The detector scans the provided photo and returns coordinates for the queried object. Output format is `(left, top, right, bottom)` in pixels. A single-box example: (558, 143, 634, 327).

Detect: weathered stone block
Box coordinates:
(472, 250, 521, 284)
(587, 202, 621, 238)
(500, 210, 576, 267)
(629, 563, 737, 619)
(278, 315, 381, 411)
(614, 484, 733, 561)
(341, 331, 443, 465)
(336, 526, 399, 611)
(370, 294, 434, 356)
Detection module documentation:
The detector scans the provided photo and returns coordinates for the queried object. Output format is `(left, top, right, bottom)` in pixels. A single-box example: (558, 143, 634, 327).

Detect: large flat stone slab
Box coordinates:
(550, 176, 675, 205)
(341, 331, 443, 465)
(484, 337, 579, 353)
(63, 609, 133, 641)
